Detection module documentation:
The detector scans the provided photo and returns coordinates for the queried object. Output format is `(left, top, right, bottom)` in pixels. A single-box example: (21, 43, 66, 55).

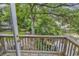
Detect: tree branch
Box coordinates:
(32, 12, 68, 17)
(35, 3, 79, 8)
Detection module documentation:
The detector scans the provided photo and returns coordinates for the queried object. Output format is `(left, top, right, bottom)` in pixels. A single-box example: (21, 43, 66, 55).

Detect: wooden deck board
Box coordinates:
(2, 50, 62, 56)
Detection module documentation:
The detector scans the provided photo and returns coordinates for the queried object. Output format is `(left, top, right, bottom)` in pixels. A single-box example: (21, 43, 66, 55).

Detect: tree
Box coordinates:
(1, 3, 79, 35)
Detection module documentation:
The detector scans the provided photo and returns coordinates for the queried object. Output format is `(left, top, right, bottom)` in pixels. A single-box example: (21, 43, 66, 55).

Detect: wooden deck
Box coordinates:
(2, 50, 62, 56)
(0, 35, 79, 56)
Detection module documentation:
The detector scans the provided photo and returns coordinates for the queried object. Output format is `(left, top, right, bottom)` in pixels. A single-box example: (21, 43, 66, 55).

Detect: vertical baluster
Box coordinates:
(65, 40, 68, 56)
(36, 38, 37, 50)
(45, 38, 47, 51)
(32, 37, 34, 50)
(46, 38, 49, 51)
(21, 37, 24, 50)
(66, 40, 70, 56)
(24, 37, 26, 50)
(28, 37, 30, 50)
(37, 38, 39, 51)
(25, 37, 27, 49)
(60, 39, 64, 55)
(75, 46, 78, 56)
(23, 37, 25, 49)
(31, 37, 33, 50)
(12, 37, 14, 50)
(27, 37, 29, 50)
(59, 39, 61, 52)
(57, 39, 60, 52)
(47, 38, 49, 51)
(20, 37, 22, 50)
(25, 37, 28, 50)
(7, 37, 10, 50)
(39, 38, 41, 50)
(60, 39, 62, 52)
(33, 37, 35, 50)
(59, 39, 62, 55)
(30, 37, 33, 50)
(61, 39, 65, 55)
(69, 43, 72, 56)
(1, 37, 4, 52)
(3, 37, 7, 50)
(40, 38, 42, 50)
(68, 42, 72, 56)
(54, 39, 58, 51)
(54, 39, 56, 51)
(72, 45, 76, 56)
(9, 37, 11, 50)
(49, 38, 51, 51)
(43, 38, 44, 51)
(23, 37, 25, 50)
(7, 38, 9, 50)
(21, 37, 23, 50)
(71, 44, 74, 56)
(43, 38, 45, 51)
(43, 38, 46, 51)
(34, 38, 36, 50)
(77, 48, 79, 56)
(50, 38, 52, 51)
(3, 37, 8, 52)
(69, 43, 73, 56)
(12, 38, 14, 50)
(14, 37, 15, 50)
(10, 37, 12, 50)
(13, 38, 16, 50)
(62, 39, 64, 52)
(44, 37, 46, 51)
(56, 39, 59, 51)
(74, 46, 77, 56)
(41, 38, 43, 51)
(6, 37, 8, 50)
(44, 38, 46, 51)
(22, 37, 24, 50)
(11, 37, 14, 50)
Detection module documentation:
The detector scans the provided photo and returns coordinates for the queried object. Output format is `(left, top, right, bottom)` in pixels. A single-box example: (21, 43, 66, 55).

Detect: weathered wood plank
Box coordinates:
(7, 50, 62, 55)
(0, 35, 79, 56)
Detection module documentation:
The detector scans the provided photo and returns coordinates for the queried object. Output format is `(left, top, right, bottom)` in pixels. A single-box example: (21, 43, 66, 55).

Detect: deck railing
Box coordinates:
(0, 35, 79, 56)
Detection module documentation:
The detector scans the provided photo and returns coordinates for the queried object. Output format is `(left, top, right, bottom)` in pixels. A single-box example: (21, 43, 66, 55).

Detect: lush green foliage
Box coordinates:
(0, 3, 79, 35)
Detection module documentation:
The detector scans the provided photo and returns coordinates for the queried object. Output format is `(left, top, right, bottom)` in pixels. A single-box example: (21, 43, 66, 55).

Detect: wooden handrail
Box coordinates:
(65, 36, 79, 47)
(0, 35, 79, 56)
(0, 35, 79, 48)
(0, 35, 79, 45)
(0, 35, 65, 39)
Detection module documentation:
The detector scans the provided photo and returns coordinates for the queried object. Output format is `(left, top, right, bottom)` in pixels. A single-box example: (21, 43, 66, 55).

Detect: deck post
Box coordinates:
(3, 38, 7, 52)
(10, 3, 21, 56)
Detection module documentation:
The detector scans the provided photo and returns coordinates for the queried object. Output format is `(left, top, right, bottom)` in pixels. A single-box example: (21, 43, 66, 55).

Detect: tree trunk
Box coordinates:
(29, 4, 36, 50)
